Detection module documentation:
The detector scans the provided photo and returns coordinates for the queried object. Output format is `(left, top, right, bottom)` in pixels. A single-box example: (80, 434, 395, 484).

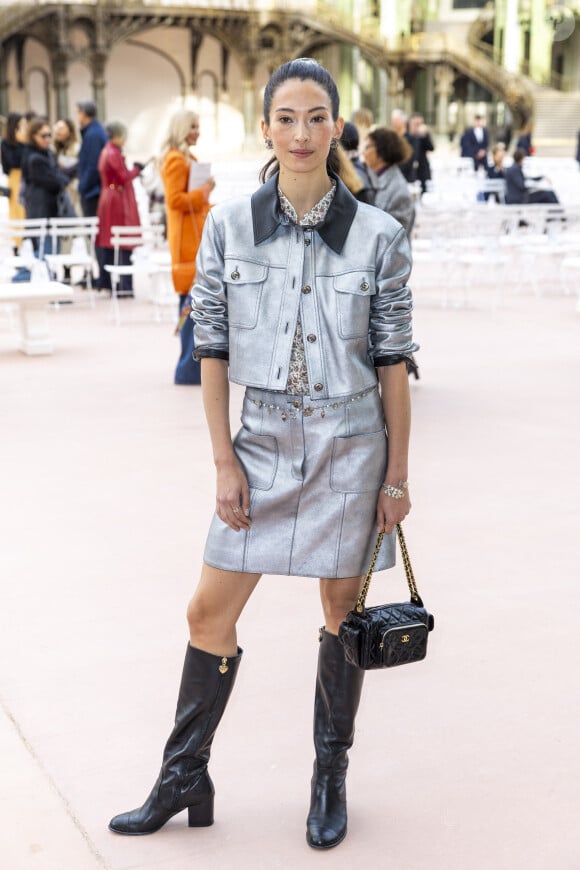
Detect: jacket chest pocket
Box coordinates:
(334, 272, 376, 338)
(225, 258, 268, 329)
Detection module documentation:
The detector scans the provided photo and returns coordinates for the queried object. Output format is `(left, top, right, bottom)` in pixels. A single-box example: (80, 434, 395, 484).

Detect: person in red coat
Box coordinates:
(96, 120, 143, 295)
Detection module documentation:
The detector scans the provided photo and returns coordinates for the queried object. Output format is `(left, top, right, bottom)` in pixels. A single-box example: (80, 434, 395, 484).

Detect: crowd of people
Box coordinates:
(459, 114, 561, 204)
(1, 97, 568, 384)
(1, 101, 214, 384)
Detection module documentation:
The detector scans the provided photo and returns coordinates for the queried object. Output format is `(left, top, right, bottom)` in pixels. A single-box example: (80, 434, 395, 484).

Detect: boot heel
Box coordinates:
(188, 796, 214, 827)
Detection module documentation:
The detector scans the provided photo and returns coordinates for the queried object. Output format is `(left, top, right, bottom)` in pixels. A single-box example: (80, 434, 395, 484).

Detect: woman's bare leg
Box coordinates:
(187, 564, 261, 656)
(318, 576, 364, 635)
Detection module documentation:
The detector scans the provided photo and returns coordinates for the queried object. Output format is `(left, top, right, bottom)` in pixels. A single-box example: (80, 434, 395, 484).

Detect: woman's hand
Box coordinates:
(375, 487, 411, 535)
(200, 177, 216, 200)
(215, 458, 251, 532)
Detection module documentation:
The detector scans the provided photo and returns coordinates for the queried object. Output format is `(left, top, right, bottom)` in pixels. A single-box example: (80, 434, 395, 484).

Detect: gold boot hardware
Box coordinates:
(218, 657, 229, 674)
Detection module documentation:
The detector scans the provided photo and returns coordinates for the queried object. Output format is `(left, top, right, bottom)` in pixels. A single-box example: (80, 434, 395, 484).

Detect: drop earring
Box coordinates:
(264, 138, 273, 149)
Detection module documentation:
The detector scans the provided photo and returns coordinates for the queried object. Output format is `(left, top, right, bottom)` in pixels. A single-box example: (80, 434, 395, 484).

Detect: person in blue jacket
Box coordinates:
(76, 100, 107, 218)
(76, 100, 109, 288)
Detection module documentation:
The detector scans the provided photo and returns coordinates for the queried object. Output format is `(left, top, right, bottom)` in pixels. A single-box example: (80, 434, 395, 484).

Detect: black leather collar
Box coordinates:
(251, 172, 358, 254)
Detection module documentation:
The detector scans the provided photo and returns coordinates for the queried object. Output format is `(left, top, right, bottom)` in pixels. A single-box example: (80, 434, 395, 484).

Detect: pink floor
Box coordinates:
(1, 282, 579, 869)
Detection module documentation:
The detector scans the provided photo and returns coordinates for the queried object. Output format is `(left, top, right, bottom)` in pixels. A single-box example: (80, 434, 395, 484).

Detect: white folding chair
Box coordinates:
(46, 216, 99, 306)
(0, 218, 48, 276)
(0, 218, 49, 330)
(105, 224, 166, 324)
(478, 178, 506, 204)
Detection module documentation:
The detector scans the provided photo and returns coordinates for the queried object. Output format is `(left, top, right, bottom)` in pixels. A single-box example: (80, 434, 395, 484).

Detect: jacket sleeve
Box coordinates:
(382, 185, 415, 239)
(369, 223, 418, 362)
(163, 151, 208, 215)
(190, 210, 229, 360)
(27, 153, 69, 193)
(106, 146, 141, 185)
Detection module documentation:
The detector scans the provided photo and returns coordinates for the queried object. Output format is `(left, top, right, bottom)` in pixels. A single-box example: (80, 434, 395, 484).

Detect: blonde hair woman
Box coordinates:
(160, 108, 215, 385)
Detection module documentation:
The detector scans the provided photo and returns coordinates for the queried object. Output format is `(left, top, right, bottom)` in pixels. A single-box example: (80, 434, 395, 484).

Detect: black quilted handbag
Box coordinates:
(338, 524, 434, 669)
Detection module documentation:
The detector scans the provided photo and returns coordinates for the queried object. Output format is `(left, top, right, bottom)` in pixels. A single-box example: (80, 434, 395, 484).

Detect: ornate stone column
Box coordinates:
(434, 64, 454, 135)
(49, 6, 71, 119)
(241, 61, 258, 149)
(52, 52, 70, 120)
(0, 47, 9, 118)
(402, 66, 416, 118)
(375, 66, 388, 126)
(220, 45, 229, 93)
(91, 51, 107, 121)
(189, 28, 203, 92)
(386, 64, 403, 117)
(91, 5, 108, 120)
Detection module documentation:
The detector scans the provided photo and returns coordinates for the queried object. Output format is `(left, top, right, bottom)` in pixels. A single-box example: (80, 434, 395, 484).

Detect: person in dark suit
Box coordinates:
(504, 148, 559, 204)
(403, 112, 434, 194)
(460, 115, 489, 171)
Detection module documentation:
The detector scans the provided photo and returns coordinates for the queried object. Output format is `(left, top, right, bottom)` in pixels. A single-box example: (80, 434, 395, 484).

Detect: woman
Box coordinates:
(53, 118, 80, 216)
(335, 141, 374, 204)
(484, 142, 507, 202)
(1, 112, 27, 227)
(96, 120, 142, 296)
(487, 142, 506, 179)
(362, 127, 415, 237)
(22, 118, 70, 254)
(109, 59, 415, 850)
(159, 108, 214, 385)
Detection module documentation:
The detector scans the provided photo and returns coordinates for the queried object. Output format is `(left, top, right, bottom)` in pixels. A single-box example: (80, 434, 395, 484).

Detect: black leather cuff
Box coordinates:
(374, 355, 411, 367)
(193, 348, 229, 362)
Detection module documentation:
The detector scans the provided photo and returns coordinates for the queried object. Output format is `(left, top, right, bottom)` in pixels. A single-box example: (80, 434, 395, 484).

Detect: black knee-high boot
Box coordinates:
(306, 629, 364, 849)
(109, 643, 242, 835)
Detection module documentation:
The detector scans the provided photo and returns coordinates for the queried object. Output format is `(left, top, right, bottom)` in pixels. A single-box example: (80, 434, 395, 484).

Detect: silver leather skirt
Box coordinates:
(203, 384, 396, 578)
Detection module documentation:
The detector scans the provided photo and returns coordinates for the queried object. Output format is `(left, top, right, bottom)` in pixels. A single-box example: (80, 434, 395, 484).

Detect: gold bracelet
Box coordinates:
(382, 480, 408, 499)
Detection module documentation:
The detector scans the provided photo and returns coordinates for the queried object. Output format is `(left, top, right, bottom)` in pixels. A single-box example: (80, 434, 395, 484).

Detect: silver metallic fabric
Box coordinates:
(191, 176, 416, 401)
(364, 165, 415, 238)
(203, 386, 396, 579)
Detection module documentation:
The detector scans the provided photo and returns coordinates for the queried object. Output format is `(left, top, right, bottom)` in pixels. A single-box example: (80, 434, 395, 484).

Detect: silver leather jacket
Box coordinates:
(191, 174, 416, 400)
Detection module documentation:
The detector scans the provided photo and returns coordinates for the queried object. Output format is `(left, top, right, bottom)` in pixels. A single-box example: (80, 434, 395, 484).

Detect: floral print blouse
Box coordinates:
(278, 181, 337, 394)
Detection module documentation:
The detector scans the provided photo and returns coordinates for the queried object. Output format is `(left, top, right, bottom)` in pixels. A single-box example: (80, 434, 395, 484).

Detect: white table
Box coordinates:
(0, 281, 73, 354)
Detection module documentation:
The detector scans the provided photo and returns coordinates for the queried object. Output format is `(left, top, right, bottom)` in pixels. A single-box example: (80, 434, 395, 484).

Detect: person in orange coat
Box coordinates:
(160, 109, 214, 384)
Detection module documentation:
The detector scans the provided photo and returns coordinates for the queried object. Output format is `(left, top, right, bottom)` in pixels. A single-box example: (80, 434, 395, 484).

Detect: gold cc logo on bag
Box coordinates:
(401, 634, 410, 643)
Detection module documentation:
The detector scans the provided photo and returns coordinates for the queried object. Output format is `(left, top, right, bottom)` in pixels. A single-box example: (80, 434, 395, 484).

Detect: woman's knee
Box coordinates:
(186, 595, 223, 637)
(320, 578, 362, 625)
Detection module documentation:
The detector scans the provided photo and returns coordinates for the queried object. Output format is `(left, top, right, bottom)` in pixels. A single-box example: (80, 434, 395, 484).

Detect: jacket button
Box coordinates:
(305, 238, 311, 246)
(302, 285, 311, 294)
(313, 383, 323, 392)
(360, 280, 369, 292)
(307, 334, 317, 343)
(231, 269, 240, 280)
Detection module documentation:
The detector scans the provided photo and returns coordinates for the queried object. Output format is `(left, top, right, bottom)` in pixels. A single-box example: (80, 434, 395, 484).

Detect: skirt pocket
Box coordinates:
(233, 427, 279, 491)
(330, 429, 386, 493)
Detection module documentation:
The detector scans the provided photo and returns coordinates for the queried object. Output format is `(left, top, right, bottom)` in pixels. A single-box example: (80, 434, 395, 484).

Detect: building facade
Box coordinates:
(0, 1, 578, 158)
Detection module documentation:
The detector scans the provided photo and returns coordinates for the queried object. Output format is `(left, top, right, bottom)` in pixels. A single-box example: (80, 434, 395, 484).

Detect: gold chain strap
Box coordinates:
(355, 523, 421, 613)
